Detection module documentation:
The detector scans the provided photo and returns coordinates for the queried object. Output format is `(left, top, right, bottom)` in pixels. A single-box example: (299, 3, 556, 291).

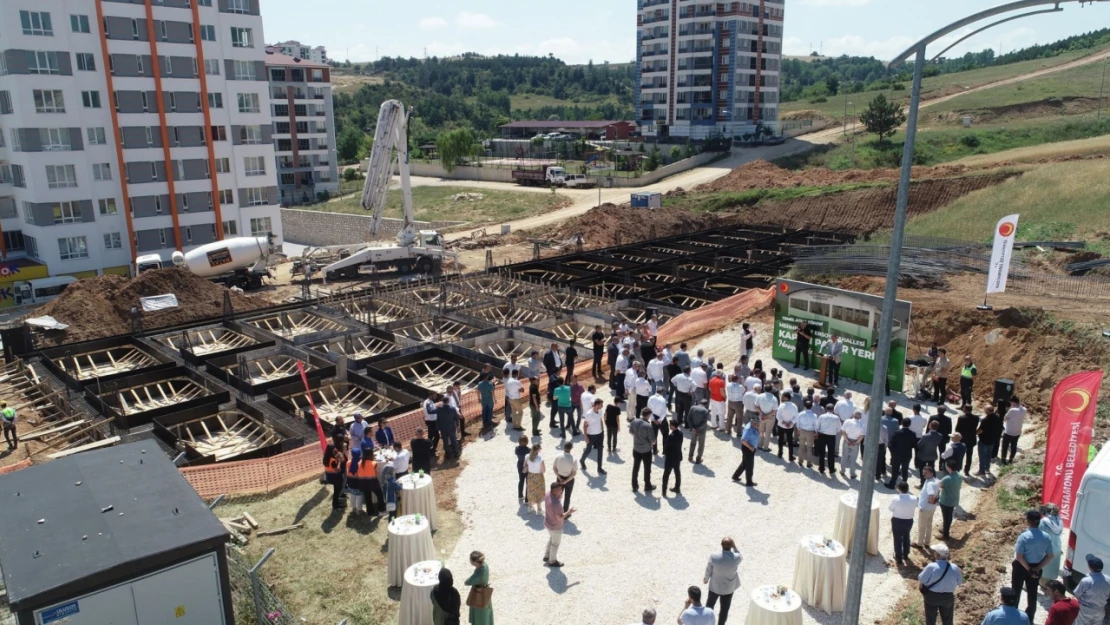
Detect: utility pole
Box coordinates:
(1098, 57, 1108, 120)
(843, 92, 849, 135)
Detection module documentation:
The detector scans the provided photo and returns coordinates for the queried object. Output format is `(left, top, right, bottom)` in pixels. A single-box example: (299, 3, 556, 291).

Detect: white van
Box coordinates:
(12, 276, 78, 306)
(1064, 442, 1110, 589)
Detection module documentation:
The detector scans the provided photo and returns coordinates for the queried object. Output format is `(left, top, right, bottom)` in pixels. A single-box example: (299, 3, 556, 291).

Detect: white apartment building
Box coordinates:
(268, 41, 327, 65)
(0, 0, 283, 279)
(636, 0, 786, 139)
(265, 51, 338, 204)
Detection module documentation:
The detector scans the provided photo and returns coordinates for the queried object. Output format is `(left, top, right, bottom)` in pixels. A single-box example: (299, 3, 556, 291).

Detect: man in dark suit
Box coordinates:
(564, 341, 578, 378)
(932, 406, 953, 451)
(916, 421, 944, 488)
(662, 419, 683, 496)
(886, 418, 917, 489)
(543, 343, 563, 403)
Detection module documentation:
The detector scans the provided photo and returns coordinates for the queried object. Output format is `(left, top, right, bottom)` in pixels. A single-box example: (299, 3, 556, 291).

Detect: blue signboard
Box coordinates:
(39, 600, 80, 624)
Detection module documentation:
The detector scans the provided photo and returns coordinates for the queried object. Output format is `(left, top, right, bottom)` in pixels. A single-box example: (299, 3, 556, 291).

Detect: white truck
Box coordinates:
(563, 174, 597, 188)
(316, 100, 456, 282)
(1063, 442, 1110, 590)
(135, 235, 275, 290)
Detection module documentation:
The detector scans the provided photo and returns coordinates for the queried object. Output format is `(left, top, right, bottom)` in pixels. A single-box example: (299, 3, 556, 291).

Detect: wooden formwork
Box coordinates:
(617, 308, 674, 327)
(392, 318, 478, 342)
(221, 355, 304, 386)
(311, 334, 397, 361)
(286, 383, 403, 427)
(334, 298, 415, 325)
(113, 378, 211, 416)
(530, 291, 609, 312)
(544, 321, 597, 343)
(164, 327, 258, 357)
(655, 293, 716, 309)
(471, 338, 542, 363)
(635, 272, 684, 285)
(166, 410, 286, 462)
(385, 358, 482, 391)
(56, 346, 158, 381)
(247, 312, 346, 339)
(464, 304, 549, 326)
(454, 275, 534, 297)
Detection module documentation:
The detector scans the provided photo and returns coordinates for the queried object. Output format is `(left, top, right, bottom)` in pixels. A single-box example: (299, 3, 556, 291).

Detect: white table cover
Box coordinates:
(832, 491, 881, 555)
(746, 585, 803, 625)
(399, 472, 438, 530)
(791, 534, 847, 614)
(399, 560, 442, 625)
(387, 514, 435, 587)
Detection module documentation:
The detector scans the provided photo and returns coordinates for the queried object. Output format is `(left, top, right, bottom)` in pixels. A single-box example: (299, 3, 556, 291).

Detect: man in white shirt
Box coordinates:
(525, 351, 543, 380)
(502, 355, 521, 376)
(756, 386, 778, 451)
(504, 371, 525, 429)
(671, 367, 695, 427)
(392, 442, 411, 477)
(775, 393, 798, 461)
(552, 441, 578, 509)
(579, 398, 606, 474)
(742, 385, 761, 426)
(691, 364, 709, 404)
(614, 348, 632, 401)
(888, 481, 917, 566)
(635, 608, 657, 625)
(647, 316, 659, 339)
(634, 369, 653, 417)
(909, 404, 929, 439)
(796, 400, 818, 469)
(423, 393, 441, 452)
(743, 373, 761, 393)
(647, 389, 669, 455)
(915, 464, 940, 547)
(626, 366, 642, 419)
(815, 405, 841, 474)
(840, 411, 865, 480)
(725, 375, 746, 437)
(580, 386, 596, 421)
(647, 354, 666, 395)
(691, 349, 706, 372)
(834, 391, 856, 453)
(1001, 396, 1027, 465)
(349, 413, 367, 450)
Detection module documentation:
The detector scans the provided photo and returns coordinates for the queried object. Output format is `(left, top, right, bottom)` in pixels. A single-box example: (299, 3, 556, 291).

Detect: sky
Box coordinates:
(261, 0, 1110, 65)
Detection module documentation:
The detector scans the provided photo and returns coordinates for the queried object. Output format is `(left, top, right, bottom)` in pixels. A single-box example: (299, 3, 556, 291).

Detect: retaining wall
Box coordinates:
(280, 209, 467, 246)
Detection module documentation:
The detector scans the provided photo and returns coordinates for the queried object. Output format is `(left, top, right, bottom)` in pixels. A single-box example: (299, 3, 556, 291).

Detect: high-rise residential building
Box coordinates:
(0, 0, 283, 281)
(636, 0, 785, 140)
(265, 51, 338, 204)
(268, 41, 327, 65)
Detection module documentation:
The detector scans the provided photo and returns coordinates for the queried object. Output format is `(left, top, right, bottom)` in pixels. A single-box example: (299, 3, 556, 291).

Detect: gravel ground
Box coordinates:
(444, 320, 988, 625)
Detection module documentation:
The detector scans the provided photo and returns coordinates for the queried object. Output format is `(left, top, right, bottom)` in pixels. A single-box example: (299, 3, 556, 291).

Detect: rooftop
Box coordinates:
(264, 50, 330, 69)
(0, 442, 228, 608)
(499, 120, 635, 129)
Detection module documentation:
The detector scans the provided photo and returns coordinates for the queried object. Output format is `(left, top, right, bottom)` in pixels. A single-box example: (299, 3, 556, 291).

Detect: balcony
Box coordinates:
(640, 30, 669, 41)
(640, 48, 668, 58)
(271, 89, 288, 99)
(642, 14, 669, 24)
(641, 81, 668, 90)
(640, 0, 669, 8)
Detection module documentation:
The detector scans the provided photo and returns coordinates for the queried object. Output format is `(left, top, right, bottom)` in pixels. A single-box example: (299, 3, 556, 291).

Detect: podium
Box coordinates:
(817, 356, 832, 388)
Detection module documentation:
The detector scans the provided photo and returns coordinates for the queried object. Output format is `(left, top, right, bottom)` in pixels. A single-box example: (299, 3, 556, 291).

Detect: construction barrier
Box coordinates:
(657, 287, 775, 346)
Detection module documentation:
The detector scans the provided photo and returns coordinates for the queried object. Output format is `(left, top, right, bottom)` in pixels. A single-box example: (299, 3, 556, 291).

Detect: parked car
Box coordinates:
(765, 135, 786, 146)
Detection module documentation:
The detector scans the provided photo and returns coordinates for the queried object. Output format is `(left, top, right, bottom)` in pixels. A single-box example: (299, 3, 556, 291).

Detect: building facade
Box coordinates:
(265, 51, 338, 205)
(636, 0, 785, 140)
(0, 0, 283, 281)
(268, 41, 327, 65)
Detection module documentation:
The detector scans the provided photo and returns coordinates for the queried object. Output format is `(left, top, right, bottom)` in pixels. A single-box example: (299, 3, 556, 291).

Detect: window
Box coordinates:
(71, 14, 90, 33)
(239, 125, 262, 144)
(232, 60, 256, 80)
(40, 128, 72, 151)
(87, 127, 107, 145)
(145, 126, 154, 146)
(150, 162, 158, 179)
(230, 27, 253, 48)
(198, 0, 212, 5)
(141, 92, 149, 112)
(279, 173, 294, 185)
(207, 93, 223, 108)
(58, 236, 89, 260)
(273, 104, 288, 116)
(98, 198, 118, 215)
(0, 54, 6, 76)
(11, 129, 22, 152)
(219, 189, 234, 205)
(215, 157, 230, 173)
(210, 126, 227, 142)
(312, 69, 323, 81)
(159, 230, 167, 246)
(92, 163, 112, 180)
(167, 92, 176, 112)
(11, 164, 25, 188)
(237, 93, 260, 113)
(250, 215, 272, 234)
(160, 21, 168, 41)
(52, 201, 80, 224)
(24, 235, 38, 257)
(180, 195, 189, 213)
(46, 165, 78, 189)
(162, 56, 172, 77)
(227, 0, 250, 14)
(104, 232, 122, 249)
(131, 18, 139, 40)
(20, 11, 53, 36)
(205, 59, 220, 75)
(244, 156, 265, 176)
(173, 160, 185, 180)
(4, 231, 25, 252)
(247, 190, 267, 207)
(33, 89, 65, 113)
(76, 53, 96, 71)
(222, 220, 238, 236)
(0, 91, 12, 115)
(200, 25, 216, 41)
(29, 52, 61, 75)
(82, 91, 102, 109)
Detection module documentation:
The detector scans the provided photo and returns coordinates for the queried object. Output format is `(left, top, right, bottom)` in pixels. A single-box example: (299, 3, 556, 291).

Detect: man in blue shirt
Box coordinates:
(731, 416, 760, 487)
(918, 543, 964, 625)
(1011, 510, 1053, 624)
(982, 587, 1030, 625)
(1074, 555, 1110, 625)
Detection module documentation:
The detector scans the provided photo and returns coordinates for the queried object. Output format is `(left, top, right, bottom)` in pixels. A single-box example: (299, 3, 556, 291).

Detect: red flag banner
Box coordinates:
(296, 361, 329, 452)
(1043, 370, 1103, 528)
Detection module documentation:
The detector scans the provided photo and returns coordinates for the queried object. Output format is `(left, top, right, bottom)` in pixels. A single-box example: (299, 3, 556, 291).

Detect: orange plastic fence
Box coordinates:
(0, 459, 31, 475)
(657, 287, 774, 347)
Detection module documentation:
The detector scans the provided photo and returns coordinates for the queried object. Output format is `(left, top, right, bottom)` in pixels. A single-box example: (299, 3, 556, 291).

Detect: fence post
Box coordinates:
(250, 548, 276, 625)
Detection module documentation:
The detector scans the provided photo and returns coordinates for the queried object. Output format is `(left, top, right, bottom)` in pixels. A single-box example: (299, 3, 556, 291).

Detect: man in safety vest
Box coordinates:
(1, 401, 16, 450)
(959, 356, 978, 408)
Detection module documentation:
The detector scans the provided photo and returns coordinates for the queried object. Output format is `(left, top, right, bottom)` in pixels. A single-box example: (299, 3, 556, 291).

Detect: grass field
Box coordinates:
(508, 92, 625, 111)
(903, 159, 1110, 255)
(299, 185, 570, 225)
(665, 183, 886, 212)
(780, 117, 1110, 170)
(780, 48, 1107, 121)
(953, 132, 1110, 166)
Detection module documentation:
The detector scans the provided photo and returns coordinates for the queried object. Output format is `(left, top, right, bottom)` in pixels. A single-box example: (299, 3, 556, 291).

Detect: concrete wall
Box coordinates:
(280, 209, 467, 246)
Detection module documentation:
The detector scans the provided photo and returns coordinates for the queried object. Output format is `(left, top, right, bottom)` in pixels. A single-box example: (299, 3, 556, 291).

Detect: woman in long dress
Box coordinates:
(464, 551, 493, 625)
(1039, 503, 1064, 584)
(525, 444, 545, 515)
(431, 568, 461, 625)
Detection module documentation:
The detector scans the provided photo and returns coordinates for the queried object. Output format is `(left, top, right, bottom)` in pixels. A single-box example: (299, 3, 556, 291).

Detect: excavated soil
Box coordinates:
(35, 268, 270, 343)
(695, 159, 982, 192)
(548, 202, 739, 247)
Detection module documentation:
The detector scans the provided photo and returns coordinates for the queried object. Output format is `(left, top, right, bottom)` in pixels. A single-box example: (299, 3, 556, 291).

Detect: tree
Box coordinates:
(337, 128, 362, 163)
(859, 94, 906, 144)
(646, 146, 661, 171)
(436, 127, 478, 172)
(825, 76, 840, 96)
(343, 167, 360, 182)
(670, 146, 682, 161)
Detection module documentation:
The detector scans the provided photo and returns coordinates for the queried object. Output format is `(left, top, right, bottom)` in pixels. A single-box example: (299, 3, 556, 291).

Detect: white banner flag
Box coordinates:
(986, 214, 1019, 294)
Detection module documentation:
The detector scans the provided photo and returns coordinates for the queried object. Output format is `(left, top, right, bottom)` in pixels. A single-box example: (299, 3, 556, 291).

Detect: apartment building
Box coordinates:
(268, 41, 327, 65)
(0, 0, 283, 284)
(265, 51, 338, 204)
(636, 0, 785, 139)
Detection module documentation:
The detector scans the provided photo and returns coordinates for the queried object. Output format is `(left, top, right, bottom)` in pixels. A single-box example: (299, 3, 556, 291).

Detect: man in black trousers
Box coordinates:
(662, 419, 683, 497)
(886, 418, 918, 489)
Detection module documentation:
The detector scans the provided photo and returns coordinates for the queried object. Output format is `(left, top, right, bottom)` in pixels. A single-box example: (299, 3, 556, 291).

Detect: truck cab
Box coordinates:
(546, 166, 567, 186)
(12, 276, 78, 307)
(135, 254, 164, 274)
(416, 230, 445, 249)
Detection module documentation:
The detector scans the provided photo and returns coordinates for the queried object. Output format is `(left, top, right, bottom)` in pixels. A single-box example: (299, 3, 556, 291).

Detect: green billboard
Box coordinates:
(772, 279, 912, 391)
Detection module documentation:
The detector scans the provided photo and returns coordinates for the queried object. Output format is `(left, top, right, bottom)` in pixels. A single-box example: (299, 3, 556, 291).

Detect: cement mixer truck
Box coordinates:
(135, 235, 274, 290)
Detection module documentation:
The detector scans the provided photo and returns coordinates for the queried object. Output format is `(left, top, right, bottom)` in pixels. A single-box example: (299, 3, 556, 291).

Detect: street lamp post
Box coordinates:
(1099, 57, 1108, 120)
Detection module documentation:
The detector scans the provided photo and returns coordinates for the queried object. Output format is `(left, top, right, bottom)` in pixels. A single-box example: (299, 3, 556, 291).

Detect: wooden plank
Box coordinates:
(21, 420, 85, 441)
(256, 523, 303, 537)
(48, 436, 121, 459)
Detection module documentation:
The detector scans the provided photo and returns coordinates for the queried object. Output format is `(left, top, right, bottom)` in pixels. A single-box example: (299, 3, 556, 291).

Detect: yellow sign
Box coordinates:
(175, 605, 186, 618)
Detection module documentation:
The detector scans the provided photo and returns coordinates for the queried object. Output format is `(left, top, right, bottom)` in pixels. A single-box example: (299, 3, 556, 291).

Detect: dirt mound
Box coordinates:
(696, 159, 979, 193)
(549, 203, 738, 247)
(36, 268, 269, 343)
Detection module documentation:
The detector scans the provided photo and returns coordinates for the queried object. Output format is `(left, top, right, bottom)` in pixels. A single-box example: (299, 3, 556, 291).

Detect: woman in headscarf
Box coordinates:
(1039, 503, 1064, 584)
(381, 465, 401, 521)
(431, 567, 461, 625)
